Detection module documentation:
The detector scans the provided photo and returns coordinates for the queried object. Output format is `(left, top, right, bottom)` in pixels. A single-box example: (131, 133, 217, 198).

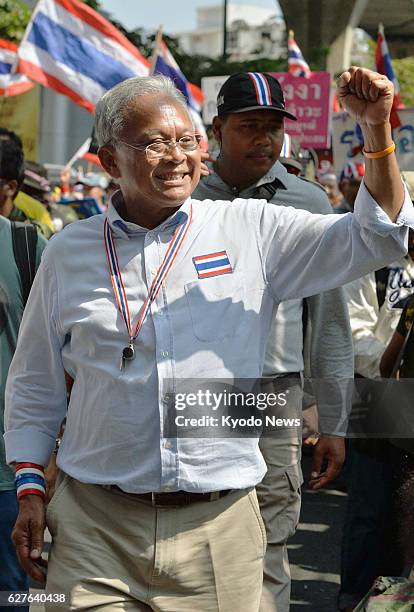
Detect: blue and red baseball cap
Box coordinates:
(216, 72, 297, 120)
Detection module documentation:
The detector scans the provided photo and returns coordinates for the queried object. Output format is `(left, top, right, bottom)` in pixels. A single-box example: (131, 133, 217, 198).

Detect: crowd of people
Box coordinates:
(0, 66, 414, 612)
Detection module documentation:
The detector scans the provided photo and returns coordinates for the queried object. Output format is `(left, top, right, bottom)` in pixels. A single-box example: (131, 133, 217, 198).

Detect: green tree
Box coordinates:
(393, 57, 414, 108)
(0, 0, 31, 43)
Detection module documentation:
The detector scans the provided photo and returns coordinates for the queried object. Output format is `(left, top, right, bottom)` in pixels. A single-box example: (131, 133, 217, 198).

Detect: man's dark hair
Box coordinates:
(0, 140, 25, 197)
(0, 128, 23, 150)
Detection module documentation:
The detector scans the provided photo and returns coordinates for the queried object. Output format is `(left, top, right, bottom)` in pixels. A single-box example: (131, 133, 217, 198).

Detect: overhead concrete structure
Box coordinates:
(279, 0, 414, 74)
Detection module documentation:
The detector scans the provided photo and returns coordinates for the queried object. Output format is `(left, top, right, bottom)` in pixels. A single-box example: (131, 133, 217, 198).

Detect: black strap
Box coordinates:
(11, 222, 38, 307)
(375, 267, 390, 309)
(253, 178, 286, 202)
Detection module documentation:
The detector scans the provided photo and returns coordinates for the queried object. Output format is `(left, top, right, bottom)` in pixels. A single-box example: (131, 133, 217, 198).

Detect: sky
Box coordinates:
(99, 0, 281, 35)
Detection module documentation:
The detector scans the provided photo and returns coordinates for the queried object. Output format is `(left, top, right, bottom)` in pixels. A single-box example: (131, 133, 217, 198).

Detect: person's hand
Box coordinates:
(12, 496, 47, 584)
(337, 67, 394, 126)
(302, 403, 319, 444)
(200, 149, 215, 177)
(308, 436, 345, 490)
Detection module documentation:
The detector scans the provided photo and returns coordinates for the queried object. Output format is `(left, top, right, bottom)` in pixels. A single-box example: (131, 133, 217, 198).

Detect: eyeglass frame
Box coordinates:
(116, 134, 202, 159)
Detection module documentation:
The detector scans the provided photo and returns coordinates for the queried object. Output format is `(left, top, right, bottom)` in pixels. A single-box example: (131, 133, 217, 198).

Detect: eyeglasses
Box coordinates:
(118, 134, 202, 160)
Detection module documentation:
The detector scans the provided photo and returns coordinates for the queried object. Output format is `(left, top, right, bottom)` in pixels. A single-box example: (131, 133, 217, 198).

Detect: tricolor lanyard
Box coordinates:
(103, 205, 192, 370)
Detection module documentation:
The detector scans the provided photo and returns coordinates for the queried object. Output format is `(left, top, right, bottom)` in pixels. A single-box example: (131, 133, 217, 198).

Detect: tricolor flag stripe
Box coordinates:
(19, 49, 105, 112)
(248, 72, 271, 105)
(16, 477, 46, 489)
(17, 0, 149, 112)
(17, 483, 46, 493)
(104, 221, 131, 332)
(288, 36, 311, 78)
(27, 12, 136, 91)
(198, 268, 233, 279)
(17, 488, 45, 498)
(43, 0, 149, 71)
(15, 468, 45, 478)
(195, 259, 232, 272)
(104, 207, 192, 343)
(193, 251, 227, 263)
(0, 38, 34, 96)
(193, 250, 233, 278)
(54, 0, 148, 63)
(138, 207, 193, 335)
(0, 60, 11, 74)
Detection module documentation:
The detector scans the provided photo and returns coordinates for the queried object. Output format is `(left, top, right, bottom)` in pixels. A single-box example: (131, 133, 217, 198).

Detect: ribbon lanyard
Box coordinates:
(104, 205, 192, 370)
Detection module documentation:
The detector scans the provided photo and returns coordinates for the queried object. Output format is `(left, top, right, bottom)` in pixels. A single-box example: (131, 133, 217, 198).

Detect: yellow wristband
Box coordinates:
(363, 142, 396, 159)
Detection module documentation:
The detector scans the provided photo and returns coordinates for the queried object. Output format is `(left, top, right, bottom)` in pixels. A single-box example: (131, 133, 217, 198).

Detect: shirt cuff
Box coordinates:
(354, 180, 414, 233)
(4, 429, 55, 467)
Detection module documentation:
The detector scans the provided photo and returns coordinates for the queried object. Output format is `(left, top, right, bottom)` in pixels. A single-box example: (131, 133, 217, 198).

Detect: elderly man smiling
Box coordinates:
(4, 68, 414, 611)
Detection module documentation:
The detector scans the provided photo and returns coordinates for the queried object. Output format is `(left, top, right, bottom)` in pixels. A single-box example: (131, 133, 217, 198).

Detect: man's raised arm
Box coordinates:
(337, 66, 403, 221)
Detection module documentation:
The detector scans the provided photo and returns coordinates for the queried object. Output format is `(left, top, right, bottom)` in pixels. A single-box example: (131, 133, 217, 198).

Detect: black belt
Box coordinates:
(106, 487, 233, 507)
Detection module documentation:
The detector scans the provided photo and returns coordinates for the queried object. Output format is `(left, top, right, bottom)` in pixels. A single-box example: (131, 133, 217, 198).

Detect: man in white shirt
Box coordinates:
(4, 68, 414, 611)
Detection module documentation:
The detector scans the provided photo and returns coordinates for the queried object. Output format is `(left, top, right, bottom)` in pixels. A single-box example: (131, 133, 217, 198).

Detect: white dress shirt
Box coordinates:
(4, 184, 413, 493)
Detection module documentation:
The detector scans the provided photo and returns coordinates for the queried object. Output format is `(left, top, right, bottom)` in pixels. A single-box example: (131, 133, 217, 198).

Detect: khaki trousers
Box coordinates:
(257, 380, 303, 612)
(45, 475, 266, 611)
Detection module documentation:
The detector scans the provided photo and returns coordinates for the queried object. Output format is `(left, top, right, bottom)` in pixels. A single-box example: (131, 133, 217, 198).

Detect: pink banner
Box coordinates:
(271, 72, 332, 149)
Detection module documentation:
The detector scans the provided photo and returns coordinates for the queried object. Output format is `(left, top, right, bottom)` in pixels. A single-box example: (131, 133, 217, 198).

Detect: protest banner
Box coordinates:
(332, 108, 414, 174)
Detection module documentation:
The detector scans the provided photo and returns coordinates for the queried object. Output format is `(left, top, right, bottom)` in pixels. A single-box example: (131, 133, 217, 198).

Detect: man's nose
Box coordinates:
(253, 129, 273, 145)
(167, 142, 187, 163)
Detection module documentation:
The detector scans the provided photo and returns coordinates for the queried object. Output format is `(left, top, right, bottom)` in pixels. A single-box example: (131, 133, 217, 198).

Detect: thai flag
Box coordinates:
(0, 39, 34, 96)
(192, 251, 233, 279)
(16, 0, 149, 113)
(288, 32, 311, 78)
(153, 37, 207, 146)
(375, 24, 404, 129)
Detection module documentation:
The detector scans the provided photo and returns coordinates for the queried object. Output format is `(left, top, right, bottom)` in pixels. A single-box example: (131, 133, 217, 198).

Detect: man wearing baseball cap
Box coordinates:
(193, 71, 354, 611)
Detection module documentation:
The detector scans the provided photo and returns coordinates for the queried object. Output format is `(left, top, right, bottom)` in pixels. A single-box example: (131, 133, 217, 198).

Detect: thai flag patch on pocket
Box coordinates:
(192, 250, 233, 279)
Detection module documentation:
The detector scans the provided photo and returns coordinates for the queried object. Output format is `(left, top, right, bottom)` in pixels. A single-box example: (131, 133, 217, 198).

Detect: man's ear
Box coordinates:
(2, 179, 18, 200)
(98, 146, 121, 179)
(212, 116, 223, 145)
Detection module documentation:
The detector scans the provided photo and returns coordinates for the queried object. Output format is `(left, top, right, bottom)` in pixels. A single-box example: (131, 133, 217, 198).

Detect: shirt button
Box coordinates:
(150, 268, 157, 276)
(163, 394, 170, 404)
(161, 350, 169, 358)
(164, 440, 172, 449)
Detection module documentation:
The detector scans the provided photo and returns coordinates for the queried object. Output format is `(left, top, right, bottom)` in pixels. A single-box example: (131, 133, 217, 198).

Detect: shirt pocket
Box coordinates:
(184, 272, 245, 342)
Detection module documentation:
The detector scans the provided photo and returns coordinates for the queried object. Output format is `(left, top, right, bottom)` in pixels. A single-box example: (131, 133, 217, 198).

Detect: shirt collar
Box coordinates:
(201, 160, 290, 196)
(106, 190, 192, 239)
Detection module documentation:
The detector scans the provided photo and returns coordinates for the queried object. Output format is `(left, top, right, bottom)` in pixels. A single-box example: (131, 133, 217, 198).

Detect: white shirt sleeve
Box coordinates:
(344, 273, 386, 378)
(4, 248, 68, 466)
(257, 181, 413, 302)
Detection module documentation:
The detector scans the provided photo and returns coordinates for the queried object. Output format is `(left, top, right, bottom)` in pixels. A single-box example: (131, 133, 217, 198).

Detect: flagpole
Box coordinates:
(149, 26, 163, 75)
(11, 0, 42, 77)
(64, 136, 92, 169)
